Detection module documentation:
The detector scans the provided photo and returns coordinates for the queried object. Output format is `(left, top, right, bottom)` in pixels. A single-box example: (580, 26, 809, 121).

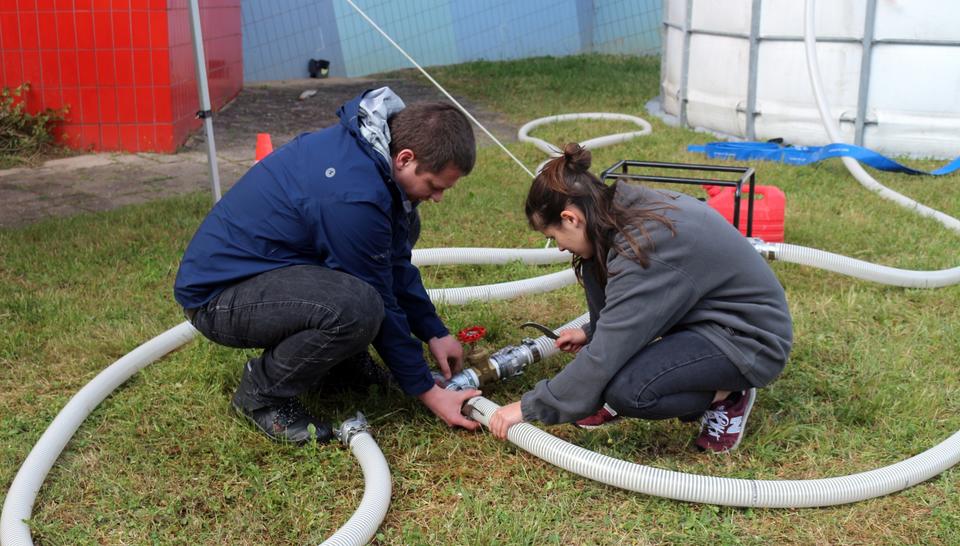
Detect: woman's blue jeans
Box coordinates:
(602, 329, 753, 421)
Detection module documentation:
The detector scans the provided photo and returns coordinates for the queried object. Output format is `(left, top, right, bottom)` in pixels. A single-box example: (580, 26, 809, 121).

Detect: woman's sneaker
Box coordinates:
(695, 388, 756, 453)
(574, 404, 621, 429)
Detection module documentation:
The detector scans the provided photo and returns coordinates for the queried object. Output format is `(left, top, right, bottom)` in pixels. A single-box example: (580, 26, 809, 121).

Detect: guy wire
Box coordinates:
(343, 0, 536, 178)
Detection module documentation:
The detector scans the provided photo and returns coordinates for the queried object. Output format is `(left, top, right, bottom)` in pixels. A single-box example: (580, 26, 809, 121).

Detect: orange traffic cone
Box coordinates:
(255, 133, 273, 162)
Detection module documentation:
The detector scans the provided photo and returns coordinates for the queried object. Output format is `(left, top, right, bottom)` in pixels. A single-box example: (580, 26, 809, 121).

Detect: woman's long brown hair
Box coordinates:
(524, 143, 675, 284)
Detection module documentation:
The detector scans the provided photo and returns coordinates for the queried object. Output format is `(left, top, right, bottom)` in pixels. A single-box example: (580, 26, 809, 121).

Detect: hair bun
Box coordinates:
(562, 142, 592, 173)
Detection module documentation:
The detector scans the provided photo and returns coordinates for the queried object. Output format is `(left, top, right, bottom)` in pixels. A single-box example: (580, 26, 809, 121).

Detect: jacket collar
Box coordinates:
(337, 87, 413, 212)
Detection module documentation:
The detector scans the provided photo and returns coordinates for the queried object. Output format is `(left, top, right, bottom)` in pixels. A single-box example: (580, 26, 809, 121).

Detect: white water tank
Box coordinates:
(659, 0, 960, 158)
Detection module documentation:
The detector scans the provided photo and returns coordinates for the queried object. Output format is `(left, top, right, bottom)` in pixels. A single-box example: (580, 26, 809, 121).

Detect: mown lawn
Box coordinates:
(2, 54, 958, 545)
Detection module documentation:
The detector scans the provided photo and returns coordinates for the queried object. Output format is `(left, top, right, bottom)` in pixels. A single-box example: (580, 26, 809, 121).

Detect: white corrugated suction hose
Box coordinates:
(426, 268, 576, 305)
(1, 322, 200, 546)
(413, 247, 577, 305)
(769, 242, 960, 288)
(529, 313, 590, 353)
(518, 112, 652, 156)
(519, 112, 652, 173)
(472, 316, 960, 507)
(319, 431, 391, 546)
(0, 322, 396, 546)
(466, 396, 960, 508)
(412, 247, 570, 266)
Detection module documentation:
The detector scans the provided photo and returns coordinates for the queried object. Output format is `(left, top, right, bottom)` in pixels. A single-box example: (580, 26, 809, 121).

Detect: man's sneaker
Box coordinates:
(695, 388, 757, 453)
(232, 395, 333, 445)
(320, 351, 394, 394)
(574, 404, 621, 430)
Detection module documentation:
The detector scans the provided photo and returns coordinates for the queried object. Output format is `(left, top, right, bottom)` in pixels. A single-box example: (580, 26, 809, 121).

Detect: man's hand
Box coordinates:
(489, 401, 524, 440)
(428, 334, 463, 379)
(555, 328, 588, 353)
(418, 384, 481, 431)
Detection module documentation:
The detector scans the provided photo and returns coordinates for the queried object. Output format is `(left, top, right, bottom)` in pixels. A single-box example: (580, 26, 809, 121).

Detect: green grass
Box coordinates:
(2, 54, 959, 545)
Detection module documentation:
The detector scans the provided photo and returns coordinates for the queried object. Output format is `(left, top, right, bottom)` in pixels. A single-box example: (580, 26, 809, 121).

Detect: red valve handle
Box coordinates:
(457, 325, 487, 344)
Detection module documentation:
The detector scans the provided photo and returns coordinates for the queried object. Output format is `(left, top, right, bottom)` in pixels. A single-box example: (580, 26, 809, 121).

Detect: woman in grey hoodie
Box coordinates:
(489, 143, 792, 452)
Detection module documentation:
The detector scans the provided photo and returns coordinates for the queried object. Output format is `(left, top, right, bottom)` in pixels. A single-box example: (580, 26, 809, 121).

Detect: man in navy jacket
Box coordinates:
(174, 87, 480, 443)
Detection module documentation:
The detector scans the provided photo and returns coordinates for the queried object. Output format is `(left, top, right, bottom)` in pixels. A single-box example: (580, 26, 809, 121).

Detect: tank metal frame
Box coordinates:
(661, 0, 960, 146)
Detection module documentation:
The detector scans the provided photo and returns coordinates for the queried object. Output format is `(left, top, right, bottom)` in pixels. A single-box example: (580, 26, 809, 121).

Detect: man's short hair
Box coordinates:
(388, 102, 476, 175)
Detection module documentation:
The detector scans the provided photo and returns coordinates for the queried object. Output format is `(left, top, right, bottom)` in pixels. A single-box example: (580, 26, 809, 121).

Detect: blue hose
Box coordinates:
(688, 141, 960, 176)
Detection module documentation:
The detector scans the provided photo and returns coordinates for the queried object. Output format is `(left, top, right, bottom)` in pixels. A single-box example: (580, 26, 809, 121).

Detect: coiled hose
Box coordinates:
(519, 112, 652, 173)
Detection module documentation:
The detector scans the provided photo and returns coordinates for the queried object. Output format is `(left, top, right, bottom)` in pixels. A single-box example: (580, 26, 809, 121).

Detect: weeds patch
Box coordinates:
(0, 83, 68, 168)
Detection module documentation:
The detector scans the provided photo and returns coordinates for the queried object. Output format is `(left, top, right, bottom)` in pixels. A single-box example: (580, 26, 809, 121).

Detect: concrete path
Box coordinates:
(0, 151, 249, 228)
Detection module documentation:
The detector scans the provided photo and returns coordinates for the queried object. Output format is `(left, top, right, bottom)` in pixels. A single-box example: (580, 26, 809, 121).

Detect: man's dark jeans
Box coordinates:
(189, 265, 385, 411)
(602, 330, 753, 421)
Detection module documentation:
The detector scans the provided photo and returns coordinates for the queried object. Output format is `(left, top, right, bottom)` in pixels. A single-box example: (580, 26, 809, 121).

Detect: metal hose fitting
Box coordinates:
(441, 339, 542, 391)
(336, 412, 371, 445)
(747, 237, 777, 259)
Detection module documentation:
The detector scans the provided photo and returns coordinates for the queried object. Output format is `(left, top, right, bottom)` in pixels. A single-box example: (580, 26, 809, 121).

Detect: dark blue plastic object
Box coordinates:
(687, 141, 960, 176)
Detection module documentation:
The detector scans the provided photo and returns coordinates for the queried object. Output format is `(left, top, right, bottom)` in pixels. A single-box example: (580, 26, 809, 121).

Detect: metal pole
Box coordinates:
(188, 0, 222, 203)
(745, 0, 762, 140)
(658, 0, 668, 109)
(679, 0, 693, 127)
(855, 0, 878, 147)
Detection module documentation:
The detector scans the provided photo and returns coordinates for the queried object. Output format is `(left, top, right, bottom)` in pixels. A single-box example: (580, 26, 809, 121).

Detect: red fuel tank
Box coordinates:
(702, 185, 786, 242)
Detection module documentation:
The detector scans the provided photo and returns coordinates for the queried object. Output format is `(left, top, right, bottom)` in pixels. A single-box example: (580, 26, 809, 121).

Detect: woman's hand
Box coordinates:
(489, 401, 524, 440)
(555, 328, 588, 353)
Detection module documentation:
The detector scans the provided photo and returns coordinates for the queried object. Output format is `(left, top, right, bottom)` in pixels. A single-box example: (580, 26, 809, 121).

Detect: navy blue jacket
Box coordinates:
(174, 91, 446, 396)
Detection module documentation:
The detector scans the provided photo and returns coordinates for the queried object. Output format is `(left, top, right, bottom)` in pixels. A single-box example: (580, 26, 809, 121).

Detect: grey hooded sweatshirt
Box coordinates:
(521, 183, 793, 425)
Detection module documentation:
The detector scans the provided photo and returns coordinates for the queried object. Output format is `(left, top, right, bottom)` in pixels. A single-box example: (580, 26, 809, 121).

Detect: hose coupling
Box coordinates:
(442, 367, 483, 391)
(336, 411, 370, 446)
(489, 338, 541, 379)
(747, 237, 777, 260)
(440, 339, 541, 391)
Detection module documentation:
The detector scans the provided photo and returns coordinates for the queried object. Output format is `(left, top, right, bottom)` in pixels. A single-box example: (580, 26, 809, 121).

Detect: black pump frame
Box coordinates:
(600, 160, 757, 236)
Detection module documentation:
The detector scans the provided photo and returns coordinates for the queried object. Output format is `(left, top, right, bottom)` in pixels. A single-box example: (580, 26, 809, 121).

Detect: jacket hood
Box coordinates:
(337, 87, 406, 177)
